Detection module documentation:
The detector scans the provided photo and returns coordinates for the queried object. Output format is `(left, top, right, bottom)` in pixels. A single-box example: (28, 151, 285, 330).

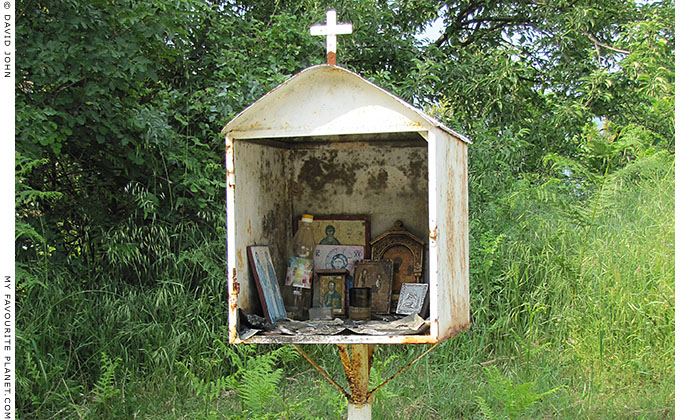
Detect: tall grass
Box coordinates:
(17, 152, 674, 419)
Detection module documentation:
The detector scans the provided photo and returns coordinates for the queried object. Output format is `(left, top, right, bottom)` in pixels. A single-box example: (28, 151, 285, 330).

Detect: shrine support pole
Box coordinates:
(295, 342, 441, 420)
(337, 344, 375, 420)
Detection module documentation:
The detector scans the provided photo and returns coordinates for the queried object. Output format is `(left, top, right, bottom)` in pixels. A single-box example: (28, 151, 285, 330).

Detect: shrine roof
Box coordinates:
(221, 65, 471, 144)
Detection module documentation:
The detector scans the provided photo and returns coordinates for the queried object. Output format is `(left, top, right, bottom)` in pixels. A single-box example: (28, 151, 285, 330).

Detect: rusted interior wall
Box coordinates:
(290, 142, 429, 245)
(234, 141, 291, 314)
(233, 139, 432, 318)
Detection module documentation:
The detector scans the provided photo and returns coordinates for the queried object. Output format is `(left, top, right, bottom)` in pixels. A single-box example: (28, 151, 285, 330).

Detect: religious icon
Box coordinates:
(314, 245, 364, 277)
(303, 216, 370, 257)
(395, 283, 428, 315)
(400, 292, 418, 311)
(319, 224, 341, 245)
(323, 280, 342, 309)
(370, 221, 425, 308)
(247, 246, 287, 323)
(353, 260, 393, 314)
(313, 270, 347, 316)
(356, 269, 368, 288)
(373, 273, 383, 293)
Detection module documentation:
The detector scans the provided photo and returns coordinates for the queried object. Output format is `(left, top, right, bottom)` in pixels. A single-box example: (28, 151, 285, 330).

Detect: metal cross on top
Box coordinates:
(310, 10, 352, 66)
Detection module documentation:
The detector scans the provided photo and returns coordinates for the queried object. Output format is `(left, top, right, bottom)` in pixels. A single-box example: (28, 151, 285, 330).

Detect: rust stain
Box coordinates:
(336, 345, 363, 404)
(229, 268, 240, 343)
(236, 250, 244, 269)
(350, 361, 367, 403)
(407, 121, 424, 128)
(399, 334, 431, 345)
(327, 51, 336, 65)
(337, 345, 371, 405)
(231, 268, 240, 297)
(441, 144, 467, 338)
(337, 344, 351, 368)
(429, 225, 438, 241)
(247, 219, 252, 236)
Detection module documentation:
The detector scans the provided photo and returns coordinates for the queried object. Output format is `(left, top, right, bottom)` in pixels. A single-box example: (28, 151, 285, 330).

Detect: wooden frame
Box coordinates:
(352, 260, 394, 314)
(370, 221, 425, 308)
(313, 269, 348, 316)
(247, 246, 287, 323)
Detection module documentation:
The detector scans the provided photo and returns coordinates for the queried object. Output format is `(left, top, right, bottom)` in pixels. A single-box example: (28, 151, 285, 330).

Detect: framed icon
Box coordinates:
(247, 246, 287, 323)
(314, 245, 365, 277)
(371, 221, 425, 308)
(352, 260, 394, 314)
(396, 283, 428, 315)
(313, 270, 348, 317)
(297, 215, 370, 257)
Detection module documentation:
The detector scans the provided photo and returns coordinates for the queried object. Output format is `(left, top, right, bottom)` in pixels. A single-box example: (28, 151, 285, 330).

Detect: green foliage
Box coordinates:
(174, 342, 305, 420)
(16, 0, 674, 418)
(178, 361, 233, 419)
(314, 378, 348, 418)
(93, 353, 122, 406)
(369, 351, 402, 416)
(476, 366, 562, 420)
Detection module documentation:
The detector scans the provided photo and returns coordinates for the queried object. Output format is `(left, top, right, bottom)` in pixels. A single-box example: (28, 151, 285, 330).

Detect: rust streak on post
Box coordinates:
(349, 344, 372, 405)
(327, 51, 336, 65)
(337, 344, 355, 398)
(438, 322, 470, 342)
(337, 343, 351, 365)
(293, 345, 350, 399)
(337, 344, 370, 404)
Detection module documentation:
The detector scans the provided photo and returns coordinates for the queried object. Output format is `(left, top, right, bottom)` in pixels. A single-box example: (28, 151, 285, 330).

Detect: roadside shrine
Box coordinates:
(222, 10, 470, 419)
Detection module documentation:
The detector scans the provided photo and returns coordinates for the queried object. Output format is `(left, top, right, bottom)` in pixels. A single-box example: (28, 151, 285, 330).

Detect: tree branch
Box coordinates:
(434, 6, 530, 48)
(434, 0, 482, 47)
(582, 31, 630, 54)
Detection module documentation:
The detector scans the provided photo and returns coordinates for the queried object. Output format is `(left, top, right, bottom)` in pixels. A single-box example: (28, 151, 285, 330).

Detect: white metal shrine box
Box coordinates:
(223, 65, 470, 345)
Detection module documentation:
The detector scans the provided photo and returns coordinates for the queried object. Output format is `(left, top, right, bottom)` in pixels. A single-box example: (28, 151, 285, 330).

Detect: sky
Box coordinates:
(415, 8, 446, 44)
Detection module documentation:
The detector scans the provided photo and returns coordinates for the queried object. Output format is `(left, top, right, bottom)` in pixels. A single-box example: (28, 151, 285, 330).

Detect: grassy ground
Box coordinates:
(17, 152, 674, 419)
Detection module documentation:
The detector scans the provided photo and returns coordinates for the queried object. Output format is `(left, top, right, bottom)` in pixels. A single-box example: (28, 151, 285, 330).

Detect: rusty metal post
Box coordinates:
(295, 343, 440, 419)
(336, 344, 374, 420)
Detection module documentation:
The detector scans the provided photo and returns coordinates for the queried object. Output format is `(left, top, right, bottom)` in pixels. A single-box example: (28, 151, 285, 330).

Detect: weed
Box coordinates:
(476, 366, 563, 420)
